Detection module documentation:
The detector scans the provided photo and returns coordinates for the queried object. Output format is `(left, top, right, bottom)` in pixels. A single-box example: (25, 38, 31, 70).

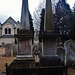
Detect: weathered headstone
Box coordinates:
(64, 40, 75, 65)
(5, 44, 12, 56)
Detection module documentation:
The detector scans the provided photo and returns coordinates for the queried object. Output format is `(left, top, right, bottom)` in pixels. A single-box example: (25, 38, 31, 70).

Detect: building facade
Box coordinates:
(0, 17, 21, 46)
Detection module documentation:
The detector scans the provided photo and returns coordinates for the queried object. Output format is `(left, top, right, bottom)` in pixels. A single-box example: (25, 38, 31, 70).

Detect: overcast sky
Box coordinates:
(0, 0, 75, 23)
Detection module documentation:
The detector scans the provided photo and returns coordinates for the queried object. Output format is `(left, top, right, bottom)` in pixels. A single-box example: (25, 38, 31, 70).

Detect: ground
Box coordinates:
(0, 57, 75, 75)
(68, 68, 75, 75)
(0, 57, 16, 74)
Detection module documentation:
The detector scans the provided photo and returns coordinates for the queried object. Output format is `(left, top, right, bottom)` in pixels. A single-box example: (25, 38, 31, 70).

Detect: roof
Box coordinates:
(3, 17, 16, 24)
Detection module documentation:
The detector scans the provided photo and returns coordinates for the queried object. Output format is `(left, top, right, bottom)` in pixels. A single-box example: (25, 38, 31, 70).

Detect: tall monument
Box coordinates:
(16, 0, 34, 57)
(41, 0, 58, 56)
(44, 0, 54, 31)
(21, 0, 30, 30)
(8, 0, 35, 70)
(6, 0, 67, 74)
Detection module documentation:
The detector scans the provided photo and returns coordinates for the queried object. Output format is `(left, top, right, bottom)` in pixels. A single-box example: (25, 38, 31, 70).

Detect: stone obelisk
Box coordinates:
(44, 0, 54, 31)
(41, 0, 58, 56)
(16, 0, 33, 57)
(7, 0, 34, 71)
(21, 0, 30, 30)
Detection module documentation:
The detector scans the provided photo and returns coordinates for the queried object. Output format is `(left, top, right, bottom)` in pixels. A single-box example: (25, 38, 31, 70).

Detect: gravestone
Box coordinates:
(5, 44, 12, 56)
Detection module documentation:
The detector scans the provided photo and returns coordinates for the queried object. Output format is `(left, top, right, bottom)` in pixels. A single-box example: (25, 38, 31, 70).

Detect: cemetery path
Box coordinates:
(0, 57, 15, 72)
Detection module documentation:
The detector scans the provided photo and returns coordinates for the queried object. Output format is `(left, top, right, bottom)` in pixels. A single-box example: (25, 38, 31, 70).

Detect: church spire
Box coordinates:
(21, 0, 30, 30)
(44, 0, 54, 31)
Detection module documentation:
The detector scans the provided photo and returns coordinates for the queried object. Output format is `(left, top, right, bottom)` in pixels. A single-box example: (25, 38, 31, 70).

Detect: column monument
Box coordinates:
(41, 0, 58, 56)
(16, 0, 34, 57)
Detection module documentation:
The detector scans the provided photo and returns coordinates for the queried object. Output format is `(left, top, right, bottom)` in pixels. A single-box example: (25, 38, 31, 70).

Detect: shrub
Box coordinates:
(72, 63, 75, 69)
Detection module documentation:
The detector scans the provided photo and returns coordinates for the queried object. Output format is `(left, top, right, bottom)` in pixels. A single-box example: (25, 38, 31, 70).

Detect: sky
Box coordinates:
(0, 0, 75, 23)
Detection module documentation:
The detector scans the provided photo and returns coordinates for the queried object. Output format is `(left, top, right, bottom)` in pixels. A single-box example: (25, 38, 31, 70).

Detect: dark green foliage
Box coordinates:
(15, 38, 17, 44)
(40, 9, 45, 33)
(39, 9, 45, 42)
(66, 60, 75, 67)
(29, 13, 34, 44)
(54, 0, 71, 35)
(72, 63, 75, 69)
(68, 4, 75, 40)
(29, 13, 34, 34)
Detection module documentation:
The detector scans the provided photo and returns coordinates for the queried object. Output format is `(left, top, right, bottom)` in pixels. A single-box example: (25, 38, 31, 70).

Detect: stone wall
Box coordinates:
(5, 44, 18, 57)
(0, 38, 15, 45)
(0, 47, 5, 56)
(0, 43, 17, 57)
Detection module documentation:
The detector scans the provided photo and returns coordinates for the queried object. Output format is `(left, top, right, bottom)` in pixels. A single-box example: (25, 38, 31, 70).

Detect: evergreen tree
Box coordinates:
(29, 13, 34, 34)
(54, 0, 71, 35)
(40, 9, 45, 34)
(68, 4, 75, 40)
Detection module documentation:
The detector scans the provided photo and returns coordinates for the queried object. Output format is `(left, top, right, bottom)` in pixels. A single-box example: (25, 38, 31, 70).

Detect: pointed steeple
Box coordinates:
(21, 0, 30, 30)
(44, 0, 54, 31)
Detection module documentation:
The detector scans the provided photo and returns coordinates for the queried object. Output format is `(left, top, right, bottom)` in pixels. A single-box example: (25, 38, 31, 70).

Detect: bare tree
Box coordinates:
(33, 0, 45, 30)
(33, 0, 58, 31)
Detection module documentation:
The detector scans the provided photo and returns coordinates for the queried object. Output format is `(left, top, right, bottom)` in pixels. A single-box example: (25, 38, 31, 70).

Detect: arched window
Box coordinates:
(8, 28, 11, 34)
(5, 28, 11, 34)
(5, 28, 7, 34)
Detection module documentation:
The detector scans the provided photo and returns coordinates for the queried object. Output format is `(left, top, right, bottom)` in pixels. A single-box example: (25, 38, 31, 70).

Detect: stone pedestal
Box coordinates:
(15, 31, 33, 57)
(42, 39, 57, 55)
(41, 31, 58, 56)
(18, 39, 32, 56)
(40, 0, 59, 56)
